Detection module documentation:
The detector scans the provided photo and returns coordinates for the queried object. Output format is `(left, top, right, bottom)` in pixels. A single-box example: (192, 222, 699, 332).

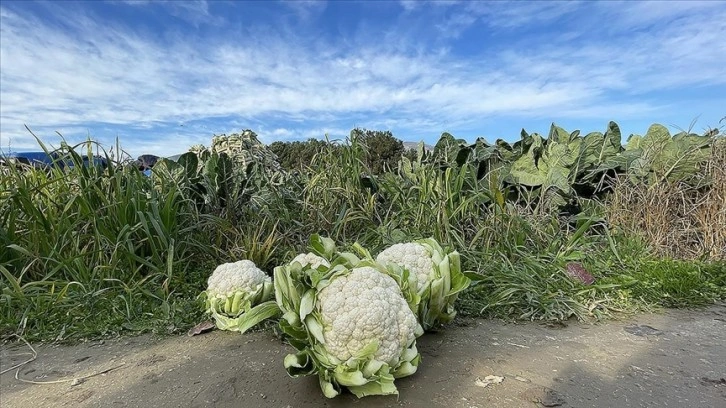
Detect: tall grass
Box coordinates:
(605, 136, 725, 260)
(300, 134, 379, 243)
(2, 128, 724, 342)
(1, 137, 212, 340)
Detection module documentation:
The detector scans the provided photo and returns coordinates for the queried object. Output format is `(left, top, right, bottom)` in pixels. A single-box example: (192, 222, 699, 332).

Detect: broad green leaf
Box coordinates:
(233, 300, 280, 333)
(299, 289, 316, 320)
(284, 352, 315, 376)
(348, 378, 398, 398)
(333, 369, 368, 387)
(548, 123, 570, 144)
(605, 121, 622, 153)
(392, 361, 418, 378)
(362, 359, 386, 377)
(305, 314, 326, 344)
(399, 345, 419, 363)
(626, 134, 643, 150)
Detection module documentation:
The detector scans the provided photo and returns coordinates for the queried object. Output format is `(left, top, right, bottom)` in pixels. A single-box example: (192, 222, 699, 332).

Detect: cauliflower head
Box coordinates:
(375, 238, 471, 332)
(207, 260, 269, 299)
(274, 239, 423, 399)
(317, 266, 419, 366)
(203, 260, 278, 333)
(291, 252, 330, 269)
(376, 243, 434, 292)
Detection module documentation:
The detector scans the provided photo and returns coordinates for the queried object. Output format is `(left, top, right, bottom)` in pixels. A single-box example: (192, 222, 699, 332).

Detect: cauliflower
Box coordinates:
(375, 238, 471, 331)
(291, 252, 330, 269)
(274, 236, 422, 399)
(207, 260, 269, 299)
(202, 260, 279, 333)
(376, 243, 434, 292)
(317, 266, 419, 365)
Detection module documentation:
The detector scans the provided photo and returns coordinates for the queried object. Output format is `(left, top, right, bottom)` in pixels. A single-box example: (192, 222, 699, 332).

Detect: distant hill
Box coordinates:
(402, 141, 434, 152)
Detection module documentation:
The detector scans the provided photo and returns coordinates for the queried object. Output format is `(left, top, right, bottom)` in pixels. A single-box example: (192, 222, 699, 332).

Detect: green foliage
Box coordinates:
(0, 136, 213, 340)
(269, 138, 334, 171)
(459, 254, 622, 321)
(298, 134, 379, 243)
(153, 150, 252, 222)
(350, 128, 405, 175)
(270, 129, 406, 175)
(1, 142, 200, 283)
(429, 121, 715, 213)
(2, 120, 723, 343)
(0, 262, 207, 342)
(608, 259, 725, 308)
(621, 124, 712, 184)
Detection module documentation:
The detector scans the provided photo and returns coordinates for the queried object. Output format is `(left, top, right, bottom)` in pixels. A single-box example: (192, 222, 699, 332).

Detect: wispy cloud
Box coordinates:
(427, 0, 581, 38)
(399, 0, 419, 12)
(280, 0, 327, 20)
(1, 1, 724, 157)
(110, 0, 223, 26)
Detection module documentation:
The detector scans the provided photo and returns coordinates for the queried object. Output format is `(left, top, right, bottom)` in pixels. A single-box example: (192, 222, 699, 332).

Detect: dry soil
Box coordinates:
(2, 305, 725, 408)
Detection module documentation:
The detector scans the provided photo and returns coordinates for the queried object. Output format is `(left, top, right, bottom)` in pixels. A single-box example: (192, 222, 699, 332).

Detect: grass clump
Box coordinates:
(606, 136, 726, 260)
(608, 259, 726, 308)
(0, 137, 214, 341)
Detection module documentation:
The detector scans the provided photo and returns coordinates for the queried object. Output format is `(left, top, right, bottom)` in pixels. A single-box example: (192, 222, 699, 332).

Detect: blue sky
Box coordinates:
(1, 0, 724, 158)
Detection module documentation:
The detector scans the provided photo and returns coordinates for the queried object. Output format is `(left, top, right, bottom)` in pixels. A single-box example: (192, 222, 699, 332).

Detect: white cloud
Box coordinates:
(256, 126, 350, 144)
(431, 1, 581, 37)
(1, 1, 724, 157)
(399, 0, 419, 12)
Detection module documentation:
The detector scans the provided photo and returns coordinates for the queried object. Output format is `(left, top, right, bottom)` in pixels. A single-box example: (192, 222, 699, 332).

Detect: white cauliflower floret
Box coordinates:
(376, 243, 434, 292)
(291, 252, 330, 269)
(317, 267, 419, 366)
(207, 260, 269, 299)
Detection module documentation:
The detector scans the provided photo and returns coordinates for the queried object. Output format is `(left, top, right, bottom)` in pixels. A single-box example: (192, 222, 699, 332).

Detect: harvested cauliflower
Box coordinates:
(203, 260, 278, 333)
(207, 260, 269, 299)
(376, 243, 434, 292)
(375, 238, 471, 331)
(317, 266, 419, 365)
(274, 235, 422, 399)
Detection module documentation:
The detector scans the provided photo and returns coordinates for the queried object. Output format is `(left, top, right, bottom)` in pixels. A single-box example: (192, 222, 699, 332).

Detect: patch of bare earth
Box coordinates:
(2, 305, 725, 408)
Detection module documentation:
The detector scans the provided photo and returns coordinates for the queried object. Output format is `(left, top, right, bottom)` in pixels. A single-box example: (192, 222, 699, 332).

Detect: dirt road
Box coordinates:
(2, 305, 725, 408)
